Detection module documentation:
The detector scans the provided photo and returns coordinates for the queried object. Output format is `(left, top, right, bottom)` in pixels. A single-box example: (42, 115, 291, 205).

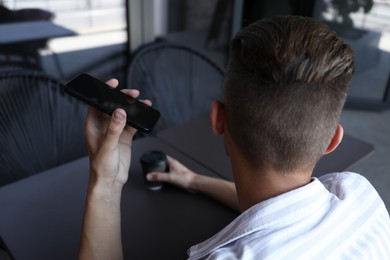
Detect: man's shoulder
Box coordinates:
(318, 171, 389, 215)
(318, 171, 374, 198)
(318, 171, 367, 182)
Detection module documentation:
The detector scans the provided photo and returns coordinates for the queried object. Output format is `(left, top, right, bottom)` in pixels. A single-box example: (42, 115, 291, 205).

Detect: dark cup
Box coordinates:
(140, 150, 169, 190)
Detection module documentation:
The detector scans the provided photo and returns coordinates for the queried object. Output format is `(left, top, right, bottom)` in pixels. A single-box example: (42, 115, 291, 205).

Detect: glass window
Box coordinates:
(313, 0, 390, 108)
(1, 0, 127, 52)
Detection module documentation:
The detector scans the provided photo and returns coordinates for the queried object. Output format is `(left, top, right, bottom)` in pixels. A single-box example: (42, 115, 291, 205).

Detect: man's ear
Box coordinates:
(325, 124, 344, 154)
(210, 101, 225, 136)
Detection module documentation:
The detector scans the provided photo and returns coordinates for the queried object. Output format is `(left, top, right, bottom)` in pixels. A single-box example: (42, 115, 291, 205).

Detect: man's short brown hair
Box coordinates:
(224, 16, 354, 173)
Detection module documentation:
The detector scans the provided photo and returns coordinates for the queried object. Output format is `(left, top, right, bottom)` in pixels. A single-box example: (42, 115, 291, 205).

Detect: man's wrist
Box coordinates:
(187, 174, 201, 194)
(87, 171, 124, 202)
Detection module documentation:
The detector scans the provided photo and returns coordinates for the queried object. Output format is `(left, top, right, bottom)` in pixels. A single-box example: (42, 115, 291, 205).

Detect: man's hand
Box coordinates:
(84, 79, 151, 188)
(147, 156, 240, 212)
(146, 156, 198, 193)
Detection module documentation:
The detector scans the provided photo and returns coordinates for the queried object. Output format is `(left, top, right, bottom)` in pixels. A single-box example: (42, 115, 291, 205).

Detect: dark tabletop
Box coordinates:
(0, 137, 237, 260)
(157, 115, 375, 180)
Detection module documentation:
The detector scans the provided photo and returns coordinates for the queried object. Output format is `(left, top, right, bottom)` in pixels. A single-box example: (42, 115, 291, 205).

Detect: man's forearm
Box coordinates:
(79, 179, 124, 260)
(190, 175, 240, 212)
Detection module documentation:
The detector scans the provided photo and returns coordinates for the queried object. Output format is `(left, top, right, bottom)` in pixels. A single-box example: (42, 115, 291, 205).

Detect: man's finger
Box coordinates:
(166, 155, 181, 170)
(146, 172, 171, 182)
(120, 89, 153, 107)
(140, 99, 152, 106)
(106, 78, 119, 88)
(120, 89, 140, 98)
(100, 109, 127, 152)
(84, 106, 106, 153)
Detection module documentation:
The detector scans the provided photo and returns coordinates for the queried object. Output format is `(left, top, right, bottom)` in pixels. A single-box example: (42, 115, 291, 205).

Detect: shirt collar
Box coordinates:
(188, 177, 330, 259)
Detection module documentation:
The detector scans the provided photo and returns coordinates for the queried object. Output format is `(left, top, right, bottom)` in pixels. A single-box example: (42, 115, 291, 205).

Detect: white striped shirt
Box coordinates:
(188, 172, 390, 260)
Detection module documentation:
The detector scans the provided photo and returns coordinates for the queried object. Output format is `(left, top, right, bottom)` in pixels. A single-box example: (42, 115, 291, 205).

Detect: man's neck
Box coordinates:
(234, 165, 312, 212)
(222, 128, 313, 212)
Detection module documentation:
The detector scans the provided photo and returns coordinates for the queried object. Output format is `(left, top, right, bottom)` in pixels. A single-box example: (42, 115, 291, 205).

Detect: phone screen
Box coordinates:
(64, 73, 160, 133)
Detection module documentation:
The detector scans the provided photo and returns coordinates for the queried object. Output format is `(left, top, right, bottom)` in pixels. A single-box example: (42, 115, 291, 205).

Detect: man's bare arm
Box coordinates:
(147, 156, 240, 212)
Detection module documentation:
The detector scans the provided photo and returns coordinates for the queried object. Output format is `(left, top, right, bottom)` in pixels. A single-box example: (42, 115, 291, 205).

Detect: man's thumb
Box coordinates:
(103, 109, 127, 149)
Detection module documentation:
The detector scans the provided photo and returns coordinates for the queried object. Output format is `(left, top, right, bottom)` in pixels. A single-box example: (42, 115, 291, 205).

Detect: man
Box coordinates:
(79, 16, 390, 259)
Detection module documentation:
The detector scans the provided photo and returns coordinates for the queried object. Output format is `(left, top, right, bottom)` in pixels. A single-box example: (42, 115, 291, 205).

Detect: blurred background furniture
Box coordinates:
(126, 41, 225, 134)
(0, 70, 87, 186)
(0, 5, 75, 75)
(0, 5, 54, 70)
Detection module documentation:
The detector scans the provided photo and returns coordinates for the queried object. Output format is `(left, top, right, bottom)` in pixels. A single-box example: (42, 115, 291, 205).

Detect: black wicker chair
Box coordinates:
(0, 70, 87, 186)
(127, 42, 225, 134)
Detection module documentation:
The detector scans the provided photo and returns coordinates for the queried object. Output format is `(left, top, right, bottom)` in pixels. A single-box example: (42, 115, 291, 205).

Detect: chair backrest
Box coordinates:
(0, 70, 87, 186)
(127, 42, 225, 134)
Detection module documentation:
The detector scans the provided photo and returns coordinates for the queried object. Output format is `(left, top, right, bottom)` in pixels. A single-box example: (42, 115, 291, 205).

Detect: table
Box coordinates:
(0, 21, 75, 44)
(0, 21, 76, 72)
(157, 115, 375, 180)
(0, 137, 237, 260)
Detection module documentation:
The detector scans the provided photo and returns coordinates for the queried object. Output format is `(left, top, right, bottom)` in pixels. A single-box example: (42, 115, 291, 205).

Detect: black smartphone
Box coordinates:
(64, 73, 160, 133)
